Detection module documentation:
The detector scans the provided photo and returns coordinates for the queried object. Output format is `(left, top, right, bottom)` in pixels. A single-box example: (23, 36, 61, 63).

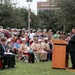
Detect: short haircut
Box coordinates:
(33, 37, 38, 41)
(1, 37, 6, 42)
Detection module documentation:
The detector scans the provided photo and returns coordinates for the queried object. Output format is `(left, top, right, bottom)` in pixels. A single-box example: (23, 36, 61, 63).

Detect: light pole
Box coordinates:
(26, 0, 33, 36)
(63, 11, 66, 33)
(63, 18, 65, 33)
(50, 0, 51, 11)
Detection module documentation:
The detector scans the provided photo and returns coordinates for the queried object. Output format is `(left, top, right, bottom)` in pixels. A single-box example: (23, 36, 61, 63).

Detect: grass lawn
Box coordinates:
(0, 61, 75, 75)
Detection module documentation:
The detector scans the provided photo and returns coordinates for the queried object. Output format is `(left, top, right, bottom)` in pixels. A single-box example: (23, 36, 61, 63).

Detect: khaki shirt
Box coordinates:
(20, 44, 28, 52)
(31, 42, 38, 52)
(37, 43, 43, 50)
(42, 43, 50, 51)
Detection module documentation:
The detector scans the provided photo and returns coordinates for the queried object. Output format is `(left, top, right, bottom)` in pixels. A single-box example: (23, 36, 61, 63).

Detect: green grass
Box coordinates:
(0, 61, 75, 75)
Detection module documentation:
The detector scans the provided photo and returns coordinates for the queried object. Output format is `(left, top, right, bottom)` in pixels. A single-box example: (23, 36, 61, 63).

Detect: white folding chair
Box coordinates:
(34, 53, 40, 62)
(20, 55, 28, 63)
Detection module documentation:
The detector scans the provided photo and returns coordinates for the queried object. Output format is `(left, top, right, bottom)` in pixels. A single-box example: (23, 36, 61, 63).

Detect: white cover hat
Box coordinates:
(7, 39, 11, 42)
(21, 38, 26, 41)
(38, 39, 42, 42)
(44, 37, 48, 40)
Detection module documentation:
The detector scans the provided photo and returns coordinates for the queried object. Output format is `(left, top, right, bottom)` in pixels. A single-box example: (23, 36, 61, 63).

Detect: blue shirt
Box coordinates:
(13, 43, 20, 49)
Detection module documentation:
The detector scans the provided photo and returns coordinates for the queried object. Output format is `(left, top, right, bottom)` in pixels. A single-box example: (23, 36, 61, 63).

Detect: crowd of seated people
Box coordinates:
(31, 38, 47, 61)
(0, 26, 72, 70)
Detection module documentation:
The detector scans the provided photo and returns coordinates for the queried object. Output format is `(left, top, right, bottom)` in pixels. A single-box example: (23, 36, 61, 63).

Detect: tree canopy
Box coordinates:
(0, 0, 75, 32)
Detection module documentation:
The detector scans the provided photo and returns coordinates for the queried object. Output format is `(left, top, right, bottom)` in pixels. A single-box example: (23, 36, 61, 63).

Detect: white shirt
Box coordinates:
(29, 33, 35, 41)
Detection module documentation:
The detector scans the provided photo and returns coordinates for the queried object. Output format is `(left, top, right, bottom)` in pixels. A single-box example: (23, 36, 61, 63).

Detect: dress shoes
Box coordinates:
(69, 67, 75, 69)
(2, 66, 6, 70)
(7, 66, 11, 68)
(11, 65, 15, 68)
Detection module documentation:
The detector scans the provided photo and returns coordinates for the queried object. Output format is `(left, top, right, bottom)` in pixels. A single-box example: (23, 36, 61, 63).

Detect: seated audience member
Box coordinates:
(17, 30, 22, 38)
(48, 39, 53, 60)
(54, 31, 60, 40)
(11, 33, 17, 44)
(17, 30, 22, 44)
(13, 39, 21, 52)
(25, 34, 30, 46)
(20, 38, 35, 63)
(37, 39, 47, 61)
(29, 29, 35, 43)
(6, 38, 13, 52)
(0, 37, 15, 69)
(0, 28, 4, 40)
(31, 37, 47, 61)
(4, 29, 10, 39)
(30, 37, 38, 53)
(41, 37, 51, 61)
(12, 39, 21, 61)
(6, 39, 20, 60)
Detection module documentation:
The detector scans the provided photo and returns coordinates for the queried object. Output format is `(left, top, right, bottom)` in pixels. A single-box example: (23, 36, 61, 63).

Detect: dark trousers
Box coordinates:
(29, 53, 35, 63)
(70, 52, 75, 69)
(2, 54, 15, 68)
(46, 50, 52, 61)
(0, 56, 2, 68)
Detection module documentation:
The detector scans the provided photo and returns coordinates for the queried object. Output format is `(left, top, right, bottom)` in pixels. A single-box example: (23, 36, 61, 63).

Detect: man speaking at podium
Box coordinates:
(68, 28, 75, 69)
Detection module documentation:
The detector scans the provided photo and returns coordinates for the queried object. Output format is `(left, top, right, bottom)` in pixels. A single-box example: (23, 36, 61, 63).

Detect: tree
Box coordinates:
(0, 0, 39, 29)
(55, 0, 75, 32)
(0, 0, 14, 27)
(37, 10, 60, 32)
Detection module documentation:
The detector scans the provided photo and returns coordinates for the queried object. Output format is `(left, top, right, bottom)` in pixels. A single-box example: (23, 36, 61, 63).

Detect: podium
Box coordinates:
(52, 40, 69, 69)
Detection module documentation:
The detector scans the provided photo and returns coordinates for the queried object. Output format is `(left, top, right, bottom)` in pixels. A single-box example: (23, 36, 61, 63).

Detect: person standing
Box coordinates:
(68, 28, 75, 69)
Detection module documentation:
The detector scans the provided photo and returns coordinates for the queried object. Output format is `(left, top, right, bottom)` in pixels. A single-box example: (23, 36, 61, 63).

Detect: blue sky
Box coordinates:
(13, 0, 47, 14)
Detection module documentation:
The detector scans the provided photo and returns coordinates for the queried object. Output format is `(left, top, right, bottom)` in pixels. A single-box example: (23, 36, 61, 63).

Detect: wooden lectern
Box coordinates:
(52, 40, 69, 69)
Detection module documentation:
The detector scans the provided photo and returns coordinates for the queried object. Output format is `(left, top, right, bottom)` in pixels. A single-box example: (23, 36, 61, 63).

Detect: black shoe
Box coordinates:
(2, 66, 6, 70)
(7, 66, 11, 68)
(40, 60, 44, 62)
(0, 68, 2, 70)
(11, 65, 15, 68)
(72, 66, 75, 69)
(32, 61, 34, 63)
(69, 67, 75, 69)
(69, 67, 73, 69)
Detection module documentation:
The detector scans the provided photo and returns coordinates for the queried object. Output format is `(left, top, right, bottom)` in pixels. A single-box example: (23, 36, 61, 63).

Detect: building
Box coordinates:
(47, 0, 50, 1)
(37, 0, 58, 13)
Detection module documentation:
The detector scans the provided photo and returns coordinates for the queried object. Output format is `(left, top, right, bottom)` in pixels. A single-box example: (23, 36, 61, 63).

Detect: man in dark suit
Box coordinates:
(0, 37, 15, 69)
(68, 28, 75, 69)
